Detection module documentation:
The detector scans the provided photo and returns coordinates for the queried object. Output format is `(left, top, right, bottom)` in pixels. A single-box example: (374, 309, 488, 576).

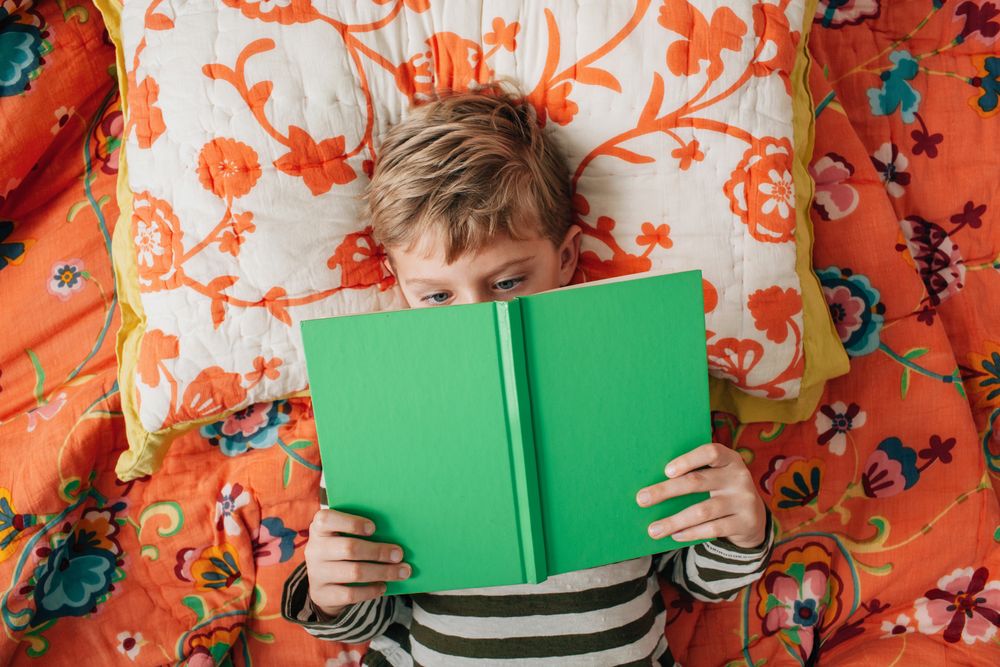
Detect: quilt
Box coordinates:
(1, 1, 999, 665)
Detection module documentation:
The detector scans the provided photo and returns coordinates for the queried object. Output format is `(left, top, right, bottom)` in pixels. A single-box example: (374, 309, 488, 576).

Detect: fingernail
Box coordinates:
(390, 549, 402, 562)
(398, 566, 411, 579)
(649, 523, 665, 538)
(637, 491, 651, 506)
(365, 522, 375, 535)
(665, 465, 676, 477)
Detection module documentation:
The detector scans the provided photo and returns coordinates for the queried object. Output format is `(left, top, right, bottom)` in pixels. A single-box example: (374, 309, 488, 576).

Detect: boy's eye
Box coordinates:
(422, 292, 451, 305)
(493, 277, 524, 292)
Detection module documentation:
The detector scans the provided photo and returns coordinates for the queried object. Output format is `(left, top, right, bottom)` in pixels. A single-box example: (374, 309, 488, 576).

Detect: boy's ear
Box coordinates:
(557, 224, 583, 287)
(381, 255, 396, 277)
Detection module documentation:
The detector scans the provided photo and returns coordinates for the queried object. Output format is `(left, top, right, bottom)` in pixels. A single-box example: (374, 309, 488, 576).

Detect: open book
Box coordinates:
(301, 269, 711, 595)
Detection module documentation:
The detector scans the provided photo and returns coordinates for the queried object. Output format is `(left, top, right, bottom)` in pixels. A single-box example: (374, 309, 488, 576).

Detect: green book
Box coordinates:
(301, 269, 711, 595)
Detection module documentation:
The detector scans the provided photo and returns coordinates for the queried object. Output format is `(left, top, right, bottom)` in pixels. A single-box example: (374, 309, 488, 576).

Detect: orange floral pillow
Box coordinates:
(108, 0, 825, 478)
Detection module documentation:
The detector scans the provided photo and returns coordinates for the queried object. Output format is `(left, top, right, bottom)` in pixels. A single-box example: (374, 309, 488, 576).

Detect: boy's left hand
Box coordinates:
(636, 443, 767, 549)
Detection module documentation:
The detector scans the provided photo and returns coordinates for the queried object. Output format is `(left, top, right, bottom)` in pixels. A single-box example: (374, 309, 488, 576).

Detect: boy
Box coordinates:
(283, 86, 773, 665)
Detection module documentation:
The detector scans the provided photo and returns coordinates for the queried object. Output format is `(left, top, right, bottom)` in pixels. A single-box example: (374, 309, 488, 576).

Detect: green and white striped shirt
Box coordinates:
(282, 477, 773, 665)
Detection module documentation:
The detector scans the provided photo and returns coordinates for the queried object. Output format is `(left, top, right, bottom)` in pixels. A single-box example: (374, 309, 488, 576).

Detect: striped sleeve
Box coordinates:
(280, 560, 401, 642)
(656, 509, 774, 602)
(279, 472, 401, 643)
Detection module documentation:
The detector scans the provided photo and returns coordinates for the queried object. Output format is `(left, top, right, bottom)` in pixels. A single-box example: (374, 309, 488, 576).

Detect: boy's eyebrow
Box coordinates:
(407, 278, 449, 287)
(484, 255, 535, 276)
(407, 256, 535, 287)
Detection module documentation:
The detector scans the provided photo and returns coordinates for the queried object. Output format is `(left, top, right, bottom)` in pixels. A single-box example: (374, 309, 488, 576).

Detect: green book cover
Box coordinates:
(301, 269, 711, 595)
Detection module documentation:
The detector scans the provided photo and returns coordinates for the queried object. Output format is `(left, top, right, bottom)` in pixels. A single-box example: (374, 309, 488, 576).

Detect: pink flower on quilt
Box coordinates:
(95, 103, 123, 175)
(215, 483, 250, 536)
(810, 153, 859, 221)
(815, 0, 880, 28)
(174, 547, 197, 582)
(914, 566, 1000, 644)
(871, 143, 910, 199)
(220, 403, 271, 438)
(814, 401, 866, 456)
(861, 437, 919, 499)
(898, 216, 966, 307)
(187, 652, 214, 667)
(47, 259, 86, 301)
(253, 517, 299, 566)
(760, 455, 805, 495)
(756, 542, 844, 662)
(880, 613, 915, 639)
(822, 284, 865, 342)
(25, 392, 67, 432)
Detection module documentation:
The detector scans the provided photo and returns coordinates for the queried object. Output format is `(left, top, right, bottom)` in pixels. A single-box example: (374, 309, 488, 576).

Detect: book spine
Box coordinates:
(495, 301, 547, 584)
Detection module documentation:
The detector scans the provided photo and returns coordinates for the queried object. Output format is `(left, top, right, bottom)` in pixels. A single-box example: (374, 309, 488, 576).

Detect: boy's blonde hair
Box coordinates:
(365, 84, 574, 263)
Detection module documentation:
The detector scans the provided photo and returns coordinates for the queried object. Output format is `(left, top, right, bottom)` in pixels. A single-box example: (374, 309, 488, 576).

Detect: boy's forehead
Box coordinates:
(389, 230, 549, 281)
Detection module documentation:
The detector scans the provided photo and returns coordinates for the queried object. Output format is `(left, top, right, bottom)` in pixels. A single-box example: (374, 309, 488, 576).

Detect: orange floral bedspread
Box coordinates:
(1, 1, 998, 665)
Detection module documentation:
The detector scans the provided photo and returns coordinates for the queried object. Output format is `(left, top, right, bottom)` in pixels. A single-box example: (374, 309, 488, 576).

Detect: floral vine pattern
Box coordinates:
(118, 0, 814, 437)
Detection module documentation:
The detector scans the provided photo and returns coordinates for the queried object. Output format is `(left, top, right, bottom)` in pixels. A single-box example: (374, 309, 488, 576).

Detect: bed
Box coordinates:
(1, 1, 998, 664)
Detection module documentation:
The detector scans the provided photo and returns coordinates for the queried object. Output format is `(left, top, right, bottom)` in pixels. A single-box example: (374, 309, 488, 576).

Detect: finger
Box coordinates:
(323, 561, 413, 585)
(647, 498, 732, 539)
(311, 582, 388, 609)
(636, 467, 726, 506)
(664, 443, 735, 478)
(671, 516, 745, 543)
(310, 536, 404, 564)
(310, 509, 375, 537)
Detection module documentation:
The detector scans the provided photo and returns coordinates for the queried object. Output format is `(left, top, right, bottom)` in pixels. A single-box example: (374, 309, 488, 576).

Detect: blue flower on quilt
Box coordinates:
(200, 400, 292, 456)
(861, 437, 920, 499)
(972, 56, 1000, 117)
(0, 23, 44, 97)
(28, 512, 123, 626)
(47, 259, 86, 301)
(817, 266, 885, 357)
(253, 517, 300, 566)
(793, 598, 821, 628)
(866, 50, 921, 123)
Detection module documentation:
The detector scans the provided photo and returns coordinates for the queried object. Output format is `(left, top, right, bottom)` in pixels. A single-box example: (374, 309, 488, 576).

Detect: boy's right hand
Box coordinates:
(305, 509, 412, 618)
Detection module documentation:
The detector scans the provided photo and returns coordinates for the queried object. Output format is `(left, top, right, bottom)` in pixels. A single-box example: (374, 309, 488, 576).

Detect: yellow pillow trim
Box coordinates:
(93, 0, 181, 479)
(96, 0, 320, 479)
(708, 0, 849, 424)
